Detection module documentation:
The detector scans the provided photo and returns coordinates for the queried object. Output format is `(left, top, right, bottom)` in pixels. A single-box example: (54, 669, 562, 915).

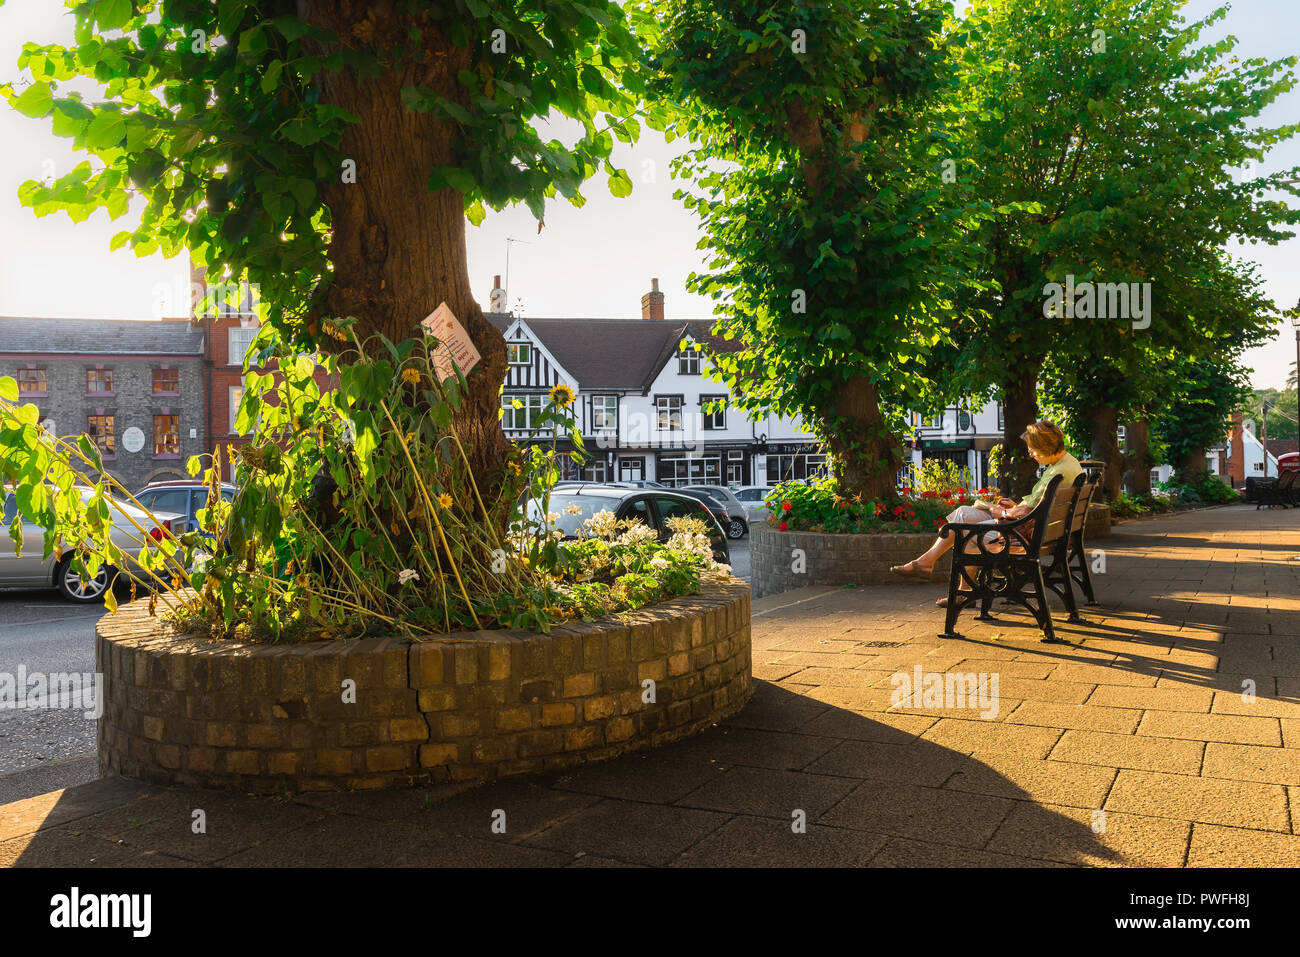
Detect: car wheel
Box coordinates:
(727, 518, 747, 539)
(55, 555, 112, 603)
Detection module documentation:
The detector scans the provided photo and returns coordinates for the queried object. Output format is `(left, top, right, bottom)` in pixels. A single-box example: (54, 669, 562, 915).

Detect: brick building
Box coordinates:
(177, 262, 337, 480)
(0, 316, 207, 490)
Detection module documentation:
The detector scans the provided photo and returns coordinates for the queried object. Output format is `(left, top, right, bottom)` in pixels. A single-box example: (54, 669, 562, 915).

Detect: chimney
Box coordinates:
(641, 277, 665, 320)
(490, 274, 506, 313)
(1228, 412, 1245, 486)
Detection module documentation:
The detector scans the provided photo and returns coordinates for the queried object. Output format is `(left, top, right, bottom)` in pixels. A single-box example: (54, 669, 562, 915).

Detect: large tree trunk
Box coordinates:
(1178, 447, 1208, 482)
(1088, 404, 1124, 501)
(1000, 358, 1043, 498)
(826, 375, 903, 500)
(1125, 417, 1152, 497)
(304, 0, 512, 495)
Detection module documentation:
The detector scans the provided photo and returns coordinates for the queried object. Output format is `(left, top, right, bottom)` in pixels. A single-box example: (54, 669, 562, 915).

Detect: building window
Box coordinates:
(766, 452, 827, 484)
(500, 394, 548, 431)
(591, 395, 618, 431)
(17, 368, 46, 395)
(579, 460, 609, 483)
(229, 385, 251, 435)
(154, 415, 180, 456)
(700, 395, 727, 430)
(677, 347, 700, 376)
(996, 403, 1005, 431)
(656, 395, 683, 431)
(152, 368, 179, 394)
(923, 413, 943, 429)
(87, 415, 115, 456)
(506, 342, 531, 365)
(619, 457, 645, 482)
(658, 453, 721, 487)
(228, 326, 258, 366)
(86, 368, 113, 394)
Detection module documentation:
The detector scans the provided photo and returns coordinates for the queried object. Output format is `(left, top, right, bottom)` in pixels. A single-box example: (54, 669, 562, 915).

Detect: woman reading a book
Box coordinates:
(890, 420, 1082, 597)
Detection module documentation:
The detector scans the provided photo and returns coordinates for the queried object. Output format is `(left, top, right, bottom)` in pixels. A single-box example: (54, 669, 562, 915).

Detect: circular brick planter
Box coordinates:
(96, 583, 751, 793)
(751, 525, 952, 598)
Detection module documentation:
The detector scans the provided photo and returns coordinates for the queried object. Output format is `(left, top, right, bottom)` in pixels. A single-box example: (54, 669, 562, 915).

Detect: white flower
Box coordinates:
(616, 522, 658, 547)
(583, 509, 618, 539)
(649, 557, 669, 570)
(562, 504, 582, 515)
(397, 569, 420, 585)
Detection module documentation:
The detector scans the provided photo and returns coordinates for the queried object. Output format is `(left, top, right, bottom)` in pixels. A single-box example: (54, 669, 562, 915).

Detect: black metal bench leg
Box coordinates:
(1030, 567, 1062, 643)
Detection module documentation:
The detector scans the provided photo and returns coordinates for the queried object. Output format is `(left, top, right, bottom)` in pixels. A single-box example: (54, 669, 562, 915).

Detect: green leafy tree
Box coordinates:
(641, 0, 993, 499)
(949, 0, 1300, 496)
(1152, 355, 1253, 480)
(4, 0, 645, 502)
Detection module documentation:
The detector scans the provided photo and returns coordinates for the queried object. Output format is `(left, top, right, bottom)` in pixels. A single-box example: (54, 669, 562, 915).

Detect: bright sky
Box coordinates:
(0, 0, 1295, 388)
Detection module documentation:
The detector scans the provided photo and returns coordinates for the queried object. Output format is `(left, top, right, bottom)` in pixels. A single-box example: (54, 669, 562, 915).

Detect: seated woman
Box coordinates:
(890, 420, 1083, 600)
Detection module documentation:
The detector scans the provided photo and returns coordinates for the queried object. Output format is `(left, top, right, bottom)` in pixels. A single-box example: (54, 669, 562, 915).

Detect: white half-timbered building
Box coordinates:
(486, 279, 823, 488)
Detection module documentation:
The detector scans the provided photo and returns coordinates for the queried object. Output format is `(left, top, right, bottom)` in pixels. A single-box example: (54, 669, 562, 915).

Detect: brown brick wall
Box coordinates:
(96, 583, 751, 792)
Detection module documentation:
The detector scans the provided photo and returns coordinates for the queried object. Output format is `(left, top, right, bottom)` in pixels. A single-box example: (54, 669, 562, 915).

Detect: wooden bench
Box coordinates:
(1042, 473, 1100, 620)
(938, 474, 1078, 643)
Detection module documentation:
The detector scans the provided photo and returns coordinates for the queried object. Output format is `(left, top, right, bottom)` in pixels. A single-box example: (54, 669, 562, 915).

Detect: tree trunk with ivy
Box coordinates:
(305, 2, 512, 496)
(826, 376, 903, 501)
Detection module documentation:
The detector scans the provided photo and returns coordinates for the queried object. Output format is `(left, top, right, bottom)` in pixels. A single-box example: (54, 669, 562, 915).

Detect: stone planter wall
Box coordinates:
(751, 526, 951, 599)
(96, 583, 751, 793)
(1085, 503, 1112, 538)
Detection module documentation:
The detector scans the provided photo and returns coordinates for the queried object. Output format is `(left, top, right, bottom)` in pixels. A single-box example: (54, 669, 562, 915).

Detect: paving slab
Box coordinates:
(4, 504, 1298, 867)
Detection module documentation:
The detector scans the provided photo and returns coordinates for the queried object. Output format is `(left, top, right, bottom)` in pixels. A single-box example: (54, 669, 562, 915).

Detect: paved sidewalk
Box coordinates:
(2, 504, 1297, 867)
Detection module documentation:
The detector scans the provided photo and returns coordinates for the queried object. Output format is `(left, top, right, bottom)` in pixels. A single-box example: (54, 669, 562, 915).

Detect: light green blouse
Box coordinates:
(1020, 452, 1083, 509)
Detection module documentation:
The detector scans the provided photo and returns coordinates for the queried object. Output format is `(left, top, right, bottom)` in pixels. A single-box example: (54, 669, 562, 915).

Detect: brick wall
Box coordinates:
(751, 526, 952, 598)
(96, 583, 752, 792)
(1, 355, 206, 491)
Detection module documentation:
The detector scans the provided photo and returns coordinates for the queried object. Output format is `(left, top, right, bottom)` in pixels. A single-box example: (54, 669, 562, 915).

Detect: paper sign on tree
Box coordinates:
(420, 302, 482, 381)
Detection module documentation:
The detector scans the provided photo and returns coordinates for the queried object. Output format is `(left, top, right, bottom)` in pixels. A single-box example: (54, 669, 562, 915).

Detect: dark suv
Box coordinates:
(523, 485, 730, 565)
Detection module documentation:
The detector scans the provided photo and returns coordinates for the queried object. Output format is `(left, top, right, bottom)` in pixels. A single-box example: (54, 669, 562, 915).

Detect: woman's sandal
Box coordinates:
(890, 560, 934, 579)
(936, 597, 948, 607)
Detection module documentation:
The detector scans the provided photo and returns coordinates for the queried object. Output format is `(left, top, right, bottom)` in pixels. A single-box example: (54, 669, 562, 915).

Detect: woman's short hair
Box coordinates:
(1021, 420, 1065, 456)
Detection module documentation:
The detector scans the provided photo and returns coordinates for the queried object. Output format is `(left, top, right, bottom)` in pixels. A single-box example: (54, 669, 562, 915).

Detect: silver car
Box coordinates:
(682, 484, 751, 540)
(1, 487, 183, 602)
(733, 485, 776, 525)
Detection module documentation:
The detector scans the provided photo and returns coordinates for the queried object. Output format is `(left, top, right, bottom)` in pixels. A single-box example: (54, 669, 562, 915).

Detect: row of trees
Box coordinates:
(5, 0, 1298, 521)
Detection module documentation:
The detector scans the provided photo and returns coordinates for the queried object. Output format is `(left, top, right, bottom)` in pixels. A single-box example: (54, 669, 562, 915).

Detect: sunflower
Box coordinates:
(400, 367, 421, 384)
(437, 493, 453, 508)
(548, 383, 575, 408)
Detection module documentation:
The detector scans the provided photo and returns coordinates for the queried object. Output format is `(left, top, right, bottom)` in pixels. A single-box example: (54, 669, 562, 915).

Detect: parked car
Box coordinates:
(522, 486, 729, 565)
(1, 487, 183, 602)
(733, 485, 776, 524)
(135, 480, 238, 534)
(682, 484, 750, 539)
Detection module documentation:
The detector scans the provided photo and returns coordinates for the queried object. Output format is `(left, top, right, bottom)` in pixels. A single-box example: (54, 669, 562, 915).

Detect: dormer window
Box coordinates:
(677, 346, 700, 375)
(507, 342, 531, 365)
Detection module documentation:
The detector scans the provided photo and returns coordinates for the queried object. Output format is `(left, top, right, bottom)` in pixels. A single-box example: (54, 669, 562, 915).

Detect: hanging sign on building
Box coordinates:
(420, 302, 482, 382)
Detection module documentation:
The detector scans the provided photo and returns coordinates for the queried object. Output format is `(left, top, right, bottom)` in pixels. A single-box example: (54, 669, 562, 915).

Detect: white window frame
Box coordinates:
(501, 393, 548, 431)
(656, 395, 683, 431)
(677, 347, 700, 376)
(229, 385, 253, 436)
(592, 394, 618, 431)
(228, 327, 258, 367)
(700, 395, 727, 431)
(506, 342, 531, 365)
